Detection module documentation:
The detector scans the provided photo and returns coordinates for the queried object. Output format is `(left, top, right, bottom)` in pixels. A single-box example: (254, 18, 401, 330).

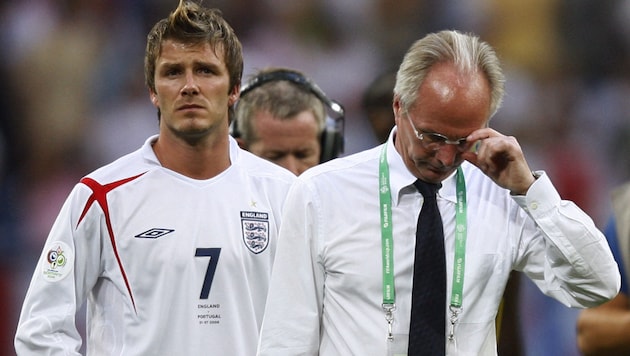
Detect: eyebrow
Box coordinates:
(420, 129, 468, 142)
(407, 115, 467, 142)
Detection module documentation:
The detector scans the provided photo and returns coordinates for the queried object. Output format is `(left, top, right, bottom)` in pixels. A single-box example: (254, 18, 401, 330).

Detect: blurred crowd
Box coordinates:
(2, 0, 630, 354)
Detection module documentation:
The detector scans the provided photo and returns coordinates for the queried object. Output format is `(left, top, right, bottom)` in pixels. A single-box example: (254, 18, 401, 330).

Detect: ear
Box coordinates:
(149, 89, 159, 108)
(228, 84, 240, 107)
(235, 137, 247, 150)
(393, 95, 403, 126)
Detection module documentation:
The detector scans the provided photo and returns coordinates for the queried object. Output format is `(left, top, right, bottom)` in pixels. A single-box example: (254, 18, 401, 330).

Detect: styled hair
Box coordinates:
(144, 0, 243, 95)
(234, 68, 327, 143)
(394, 30, 505, 119)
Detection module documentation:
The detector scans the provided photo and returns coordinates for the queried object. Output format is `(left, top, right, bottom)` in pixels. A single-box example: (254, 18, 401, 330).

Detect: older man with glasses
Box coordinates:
(256, 30, 620, 356)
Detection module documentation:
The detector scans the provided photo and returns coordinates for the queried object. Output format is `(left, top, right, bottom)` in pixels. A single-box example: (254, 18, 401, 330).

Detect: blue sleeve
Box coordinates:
(604, 216, 626, 295)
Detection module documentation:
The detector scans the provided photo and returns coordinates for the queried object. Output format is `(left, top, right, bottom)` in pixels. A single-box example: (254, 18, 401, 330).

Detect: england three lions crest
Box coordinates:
(240, 211, 269, 254)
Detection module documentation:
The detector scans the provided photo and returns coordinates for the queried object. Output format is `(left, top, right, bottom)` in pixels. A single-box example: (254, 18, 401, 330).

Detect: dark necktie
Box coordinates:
(408, 179, 446, 355)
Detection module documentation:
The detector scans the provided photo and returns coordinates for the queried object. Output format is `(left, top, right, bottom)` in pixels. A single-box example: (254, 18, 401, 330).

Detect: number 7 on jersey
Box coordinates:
(195, 248, 221, 299)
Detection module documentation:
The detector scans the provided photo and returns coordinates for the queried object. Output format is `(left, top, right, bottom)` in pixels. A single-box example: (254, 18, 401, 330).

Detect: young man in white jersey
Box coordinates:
(257, 30, 620, 356)
(14, 1, 295, 355)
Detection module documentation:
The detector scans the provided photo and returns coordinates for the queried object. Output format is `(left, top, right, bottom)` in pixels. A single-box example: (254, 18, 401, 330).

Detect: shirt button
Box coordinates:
(530, 201, 538, 210)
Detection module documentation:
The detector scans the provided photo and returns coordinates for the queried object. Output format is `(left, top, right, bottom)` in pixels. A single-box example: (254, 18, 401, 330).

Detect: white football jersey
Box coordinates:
(15, 135, 295, 355)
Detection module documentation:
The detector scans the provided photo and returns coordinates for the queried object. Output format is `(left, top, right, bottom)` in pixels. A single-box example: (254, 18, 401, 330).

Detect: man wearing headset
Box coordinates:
(232, 67, 344, 175)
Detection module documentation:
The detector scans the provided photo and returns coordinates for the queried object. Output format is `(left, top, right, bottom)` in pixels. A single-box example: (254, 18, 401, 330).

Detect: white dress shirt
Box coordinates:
(258, 129, 620, 356)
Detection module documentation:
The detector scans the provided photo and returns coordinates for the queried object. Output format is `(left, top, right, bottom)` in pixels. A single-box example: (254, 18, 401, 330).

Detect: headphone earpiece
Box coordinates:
(232, 70, 345, 163)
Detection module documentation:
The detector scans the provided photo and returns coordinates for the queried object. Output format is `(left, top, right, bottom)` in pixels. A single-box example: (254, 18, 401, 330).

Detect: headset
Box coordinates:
(231, 69, 345, 163)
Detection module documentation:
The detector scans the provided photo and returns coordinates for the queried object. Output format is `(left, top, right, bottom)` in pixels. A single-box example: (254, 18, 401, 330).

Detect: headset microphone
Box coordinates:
(233, 69, 345, 163)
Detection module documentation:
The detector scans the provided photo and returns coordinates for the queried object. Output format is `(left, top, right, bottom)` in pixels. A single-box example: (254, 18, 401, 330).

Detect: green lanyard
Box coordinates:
(379, 144, 467, 342)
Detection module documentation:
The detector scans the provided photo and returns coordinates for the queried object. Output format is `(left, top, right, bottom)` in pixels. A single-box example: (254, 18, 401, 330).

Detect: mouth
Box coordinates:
(424, 165, 448, 176)
(415, 160, 454, 177)
(413, 158, 444, 172)
(177, 104, 203, 111)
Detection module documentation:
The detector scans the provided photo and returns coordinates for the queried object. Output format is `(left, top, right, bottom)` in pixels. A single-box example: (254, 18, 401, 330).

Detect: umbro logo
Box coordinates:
(135, 228, 175, 239)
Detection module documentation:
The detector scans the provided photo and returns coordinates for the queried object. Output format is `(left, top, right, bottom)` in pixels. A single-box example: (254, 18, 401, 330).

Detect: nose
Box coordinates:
(434, 144, 459, 167)
(181, 74, 199, 96)
(279, 156, 306, 176)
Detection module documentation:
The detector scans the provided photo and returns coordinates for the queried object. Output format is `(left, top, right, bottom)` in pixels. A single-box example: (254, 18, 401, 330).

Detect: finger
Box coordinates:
(466, 127, 500, 142)
(463, 138, 498, 175)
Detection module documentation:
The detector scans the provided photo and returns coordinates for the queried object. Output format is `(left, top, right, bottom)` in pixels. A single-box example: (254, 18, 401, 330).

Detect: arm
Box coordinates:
(577, 293, 630, 355)
(464, 128, 620, 306)
(15, 186, 96, 355)
(576, 214, 630, 355)
(258, 181, 324, 356)
(511, 171, 620, 306)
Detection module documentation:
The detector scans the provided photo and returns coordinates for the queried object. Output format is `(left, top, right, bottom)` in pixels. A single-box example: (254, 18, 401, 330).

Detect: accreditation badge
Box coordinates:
(386, 334, 408, 356)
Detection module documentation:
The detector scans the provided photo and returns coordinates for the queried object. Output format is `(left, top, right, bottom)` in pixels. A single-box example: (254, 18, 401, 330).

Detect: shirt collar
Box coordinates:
(144, 134, 242, 165)
(386, 127, 458, 206)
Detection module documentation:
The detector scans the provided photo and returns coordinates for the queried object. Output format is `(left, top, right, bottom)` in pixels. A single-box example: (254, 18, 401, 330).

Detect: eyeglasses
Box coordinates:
(406, 114, 470, 152)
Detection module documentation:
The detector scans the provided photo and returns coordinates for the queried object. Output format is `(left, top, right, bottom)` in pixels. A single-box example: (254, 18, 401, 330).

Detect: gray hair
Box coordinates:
(394, 30, 505, 119)
(234, 68, 326, 143)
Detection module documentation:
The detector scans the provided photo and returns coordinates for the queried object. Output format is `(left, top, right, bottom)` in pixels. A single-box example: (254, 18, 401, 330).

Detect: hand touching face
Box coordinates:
(394, 62, 491, 184)
(461, 128, 535, 195)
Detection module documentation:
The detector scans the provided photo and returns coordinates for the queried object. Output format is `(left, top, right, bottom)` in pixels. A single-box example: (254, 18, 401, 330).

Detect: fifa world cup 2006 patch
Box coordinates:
(41, 241, 74, 282)
(240, 211, 269, 254)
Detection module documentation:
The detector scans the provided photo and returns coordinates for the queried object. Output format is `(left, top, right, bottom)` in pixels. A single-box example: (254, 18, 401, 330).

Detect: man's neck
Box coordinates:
(152, 131, 231, 180)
